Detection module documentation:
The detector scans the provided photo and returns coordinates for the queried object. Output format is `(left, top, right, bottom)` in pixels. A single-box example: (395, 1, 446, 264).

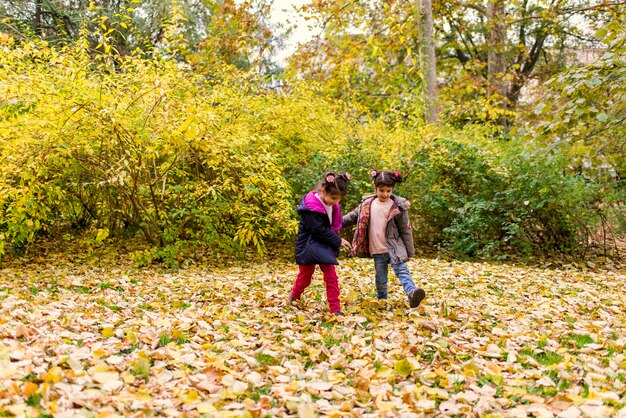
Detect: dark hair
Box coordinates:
(320, 172, 351, 196)
(370, 170, 403, 188)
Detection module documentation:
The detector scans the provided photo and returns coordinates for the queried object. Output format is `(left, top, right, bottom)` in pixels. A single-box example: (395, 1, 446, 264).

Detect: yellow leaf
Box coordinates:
(376, 366, 393, 378)
(181, 389, 199, 403)
(503, 386, 527, 396)
(135, 390, 152, 400)
(123, 373, 135, 384)
(44, 366, 63, 383)
(101, 327, 114, 338)
(197, 403, 216, 413)
(179, 112, 195, 133)
(22, 381, 38, 396)
(394, 359, 414, 377)
(92, 364, 109, 373)
(461, 361, 479, 377)
(92, 372, 119, 384)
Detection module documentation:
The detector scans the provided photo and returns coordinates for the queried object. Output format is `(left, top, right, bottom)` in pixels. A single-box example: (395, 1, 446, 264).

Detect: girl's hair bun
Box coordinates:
(321, 171, 349, 196)
(372, 170, 403, 187)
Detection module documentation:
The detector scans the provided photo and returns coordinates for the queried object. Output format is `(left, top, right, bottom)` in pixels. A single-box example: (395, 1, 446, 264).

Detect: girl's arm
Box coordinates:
(341, 206, 359, 228)
(397, 209, 415, 258)
(301, 212, 342, 248)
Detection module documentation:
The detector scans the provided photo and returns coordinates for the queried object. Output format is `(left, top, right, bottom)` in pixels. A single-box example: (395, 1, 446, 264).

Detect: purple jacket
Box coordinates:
(295, 191, 343, 265)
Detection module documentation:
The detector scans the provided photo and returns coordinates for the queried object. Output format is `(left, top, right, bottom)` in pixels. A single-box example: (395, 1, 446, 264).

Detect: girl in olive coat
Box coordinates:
(343, 170, 425, 308)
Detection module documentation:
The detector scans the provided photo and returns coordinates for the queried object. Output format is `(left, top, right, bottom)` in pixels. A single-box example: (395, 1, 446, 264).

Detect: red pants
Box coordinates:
(291, 264, 341, 313)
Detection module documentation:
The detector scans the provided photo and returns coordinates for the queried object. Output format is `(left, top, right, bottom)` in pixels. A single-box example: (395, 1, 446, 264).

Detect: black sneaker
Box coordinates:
(289, 296, 298, 306)
(409, 288, 426, 308)
(332, 311, 345, 316)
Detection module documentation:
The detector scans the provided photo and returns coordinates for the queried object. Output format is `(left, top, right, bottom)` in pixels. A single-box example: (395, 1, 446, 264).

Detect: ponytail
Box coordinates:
(321, 172, 351, 196)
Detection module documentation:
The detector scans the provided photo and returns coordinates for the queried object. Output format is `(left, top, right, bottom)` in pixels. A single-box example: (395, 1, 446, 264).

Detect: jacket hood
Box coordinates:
(298, 190, 343, 232)
(360, 194, 410, 211)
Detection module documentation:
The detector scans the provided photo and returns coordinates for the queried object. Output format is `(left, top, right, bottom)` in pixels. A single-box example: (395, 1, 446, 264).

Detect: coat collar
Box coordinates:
(298, 190, 343, 232)
(361, 194, 409, 211)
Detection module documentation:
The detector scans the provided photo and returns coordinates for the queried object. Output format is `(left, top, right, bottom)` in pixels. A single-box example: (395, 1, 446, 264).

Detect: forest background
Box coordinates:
(1, 0, 625, 266)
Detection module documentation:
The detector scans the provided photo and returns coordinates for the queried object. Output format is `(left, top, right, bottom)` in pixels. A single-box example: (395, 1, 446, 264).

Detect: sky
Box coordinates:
(269, 0, 318, 64)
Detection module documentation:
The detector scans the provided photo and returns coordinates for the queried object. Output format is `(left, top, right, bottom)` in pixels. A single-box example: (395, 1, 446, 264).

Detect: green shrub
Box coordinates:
(404, 138, 502, 249)
(405, 139, 602, 256)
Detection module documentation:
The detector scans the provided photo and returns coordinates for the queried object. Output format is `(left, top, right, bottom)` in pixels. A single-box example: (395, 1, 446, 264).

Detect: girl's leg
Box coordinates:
(319, 264, 341, 313)
(390, 261, 416, 296)
(292, 265, 316, 300)
(373, 254, 390, 299)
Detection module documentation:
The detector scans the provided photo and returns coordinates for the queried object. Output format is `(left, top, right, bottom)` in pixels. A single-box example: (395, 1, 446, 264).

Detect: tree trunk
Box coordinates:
(487, 0, 508, 129)
(420, 0, 439, 123)
(487, 0, 507, 95)
(34, 0, 44, 36)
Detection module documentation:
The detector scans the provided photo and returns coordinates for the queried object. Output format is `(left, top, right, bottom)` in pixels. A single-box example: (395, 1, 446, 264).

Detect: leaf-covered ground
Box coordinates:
(1, 252, 625, 417)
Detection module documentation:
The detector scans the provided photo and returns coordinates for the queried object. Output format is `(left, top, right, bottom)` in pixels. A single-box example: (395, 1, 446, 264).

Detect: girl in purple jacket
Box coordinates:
(291, 172, 351, 316)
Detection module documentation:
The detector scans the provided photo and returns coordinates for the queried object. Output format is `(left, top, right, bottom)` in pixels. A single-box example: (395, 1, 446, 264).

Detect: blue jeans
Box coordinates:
(373, 253, 416, 299)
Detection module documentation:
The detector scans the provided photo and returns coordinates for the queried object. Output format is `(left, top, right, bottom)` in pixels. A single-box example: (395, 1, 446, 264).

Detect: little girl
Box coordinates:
(343, 170, 425, 308)
(291, 172, 351, 316)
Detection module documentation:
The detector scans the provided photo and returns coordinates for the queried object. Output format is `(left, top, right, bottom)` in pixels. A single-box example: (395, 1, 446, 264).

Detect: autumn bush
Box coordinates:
(403, 138, 603, 256)
(0, 33, 611, 263)
(0, 36, 398, 262)
(0, 38, 302, 262)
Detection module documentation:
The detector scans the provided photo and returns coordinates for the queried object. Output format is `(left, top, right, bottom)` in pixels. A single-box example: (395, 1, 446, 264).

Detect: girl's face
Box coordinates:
(375, 186, 394, 202)
(319, 190, 342, 206)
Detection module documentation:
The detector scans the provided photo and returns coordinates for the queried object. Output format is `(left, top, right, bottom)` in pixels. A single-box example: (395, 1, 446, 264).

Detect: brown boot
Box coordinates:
(409, 288, 426, 308)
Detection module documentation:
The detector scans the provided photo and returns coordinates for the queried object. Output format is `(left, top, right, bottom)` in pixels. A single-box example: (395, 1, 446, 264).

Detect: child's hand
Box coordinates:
(341, 238, 351, 249)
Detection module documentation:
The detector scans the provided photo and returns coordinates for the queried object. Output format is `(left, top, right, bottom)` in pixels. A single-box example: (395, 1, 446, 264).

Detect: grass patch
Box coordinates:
(249, 384, 272, 400)
(322, 335, 341, 348)
(74, 286, 91, 294)
(256, 352, 279, 367)
(564, 333, 595, 349)
(131, 357, 151, 381)
(543, 369, 571, 392)
(99, 282, 123, 292)
(159, 333, 171, 346)
(117, 343, 139, 355)
(21, 372, 39, 382)
(518, 348, 563, 366)
(527, 385, 557, 397)
(26, 393, 42, 407)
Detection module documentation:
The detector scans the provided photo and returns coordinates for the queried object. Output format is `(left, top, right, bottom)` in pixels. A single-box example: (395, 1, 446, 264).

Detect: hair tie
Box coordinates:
(370, 170, 378, 178)
(343, 172, 351, 181)
(393, 171, 400, 178)
(325, 174, 336, 183)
